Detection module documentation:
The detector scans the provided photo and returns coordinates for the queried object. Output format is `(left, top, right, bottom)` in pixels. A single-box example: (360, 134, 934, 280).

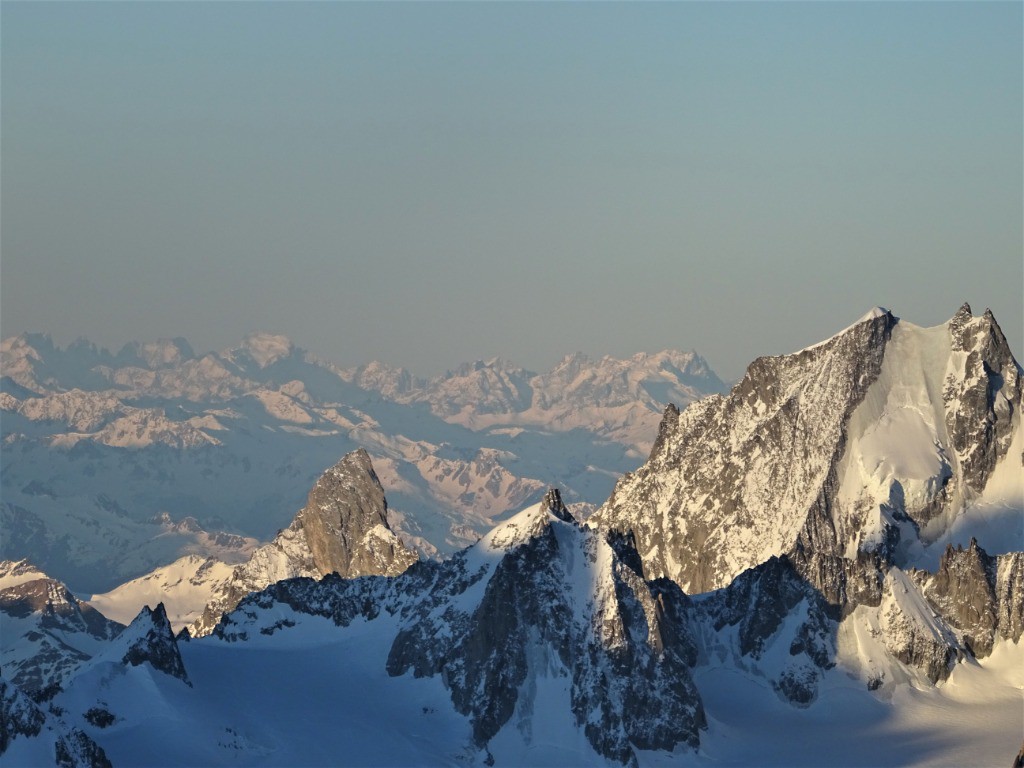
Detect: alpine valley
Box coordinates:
(2, 304, 1022, 767)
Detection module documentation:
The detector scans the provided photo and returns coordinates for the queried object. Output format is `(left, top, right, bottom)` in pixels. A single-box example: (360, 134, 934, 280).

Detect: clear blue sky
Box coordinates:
(2, 2, 1021, 379)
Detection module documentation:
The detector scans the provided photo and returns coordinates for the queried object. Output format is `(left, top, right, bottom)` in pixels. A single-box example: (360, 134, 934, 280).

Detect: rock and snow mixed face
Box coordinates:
(215, 489, 706, 765)
(4, 500, 1022, 766)
(0, 678, 112, 768)
(3, 304, 1022, 767)
(0, 560, 123, 698)
(593, 304, 1022, 599)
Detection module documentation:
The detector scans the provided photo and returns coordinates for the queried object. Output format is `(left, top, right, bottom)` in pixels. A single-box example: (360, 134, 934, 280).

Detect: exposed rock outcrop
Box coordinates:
(593, 305, 1022, 686)
(944, 304, 1021, 494)
(923, 539, 998, 657)
(696, 556, 838, 704)
(592, 309, 897, 596)
(879, 568, 962, 684)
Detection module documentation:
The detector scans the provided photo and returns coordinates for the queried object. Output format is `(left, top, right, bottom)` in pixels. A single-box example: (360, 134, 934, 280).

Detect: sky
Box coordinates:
(2, 2, 1021, 380)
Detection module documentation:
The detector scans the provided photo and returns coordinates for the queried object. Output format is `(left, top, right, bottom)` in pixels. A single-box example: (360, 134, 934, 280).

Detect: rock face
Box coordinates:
(0, 560, 123, 697)
(217, 492, 706, 766)
(296, 448, 417, 578)
(592, 305, 1022, 688)
(593, 306, 1022, 604)
(0, 678, 46, 752)
(945, 305, 1021, 494)
(593, 308, 897, 595)
(918, 541, 1024, 660)
(923, 539, 998, 656)
(995, 552, 1024, 644)
(190, 450, 418, 637)
(878, 568, 963, 684)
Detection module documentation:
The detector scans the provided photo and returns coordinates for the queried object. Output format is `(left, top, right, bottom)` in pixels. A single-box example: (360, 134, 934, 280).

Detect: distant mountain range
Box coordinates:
(0, 332, 725, 591)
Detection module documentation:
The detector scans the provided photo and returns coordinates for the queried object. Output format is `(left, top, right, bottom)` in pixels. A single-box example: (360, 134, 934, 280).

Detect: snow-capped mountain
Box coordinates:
(2, 304, 1021, 767)
(342, 349, 726, 449)
(0, 560, 123, 698)
(88, 555, 236, 632)
(189, 449, 417, 637)
(593, 304, 1022, 597)
(2, 332, 718, 592)
(213, 489, 705, 765)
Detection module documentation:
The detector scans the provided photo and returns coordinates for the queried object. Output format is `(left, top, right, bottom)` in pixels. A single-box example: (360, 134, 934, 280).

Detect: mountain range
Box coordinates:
(1, 332, 725, 592)
(1, 303, 1021, 767)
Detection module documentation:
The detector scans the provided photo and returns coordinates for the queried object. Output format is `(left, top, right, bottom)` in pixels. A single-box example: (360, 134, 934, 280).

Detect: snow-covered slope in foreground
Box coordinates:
(688, 638, 1024, 768)
(12, 492, 1016, 768)
(44, 616, 1023, 768)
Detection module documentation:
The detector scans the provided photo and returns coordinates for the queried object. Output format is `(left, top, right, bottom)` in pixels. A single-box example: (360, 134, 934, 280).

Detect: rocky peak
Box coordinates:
(593, 307, 896, 594)
(943, 304, 1021, 494)
(593, 304, 1022, 615)
(189, 449, 417, 637)
(948, 302, 973, 338)
(219, 497, 706, 764)
(296, 449, 418, 577)
(926, 538, 997, 656)
(117, 604, 190, 685)
(383, 502, 706, 764)
(540, 487, 574, 524)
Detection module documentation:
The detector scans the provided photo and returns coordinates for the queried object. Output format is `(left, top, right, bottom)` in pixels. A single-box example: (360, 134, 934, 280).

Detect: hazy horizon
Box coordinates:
(3, 2, 1021, 381)
(3, 300, 1016, 384)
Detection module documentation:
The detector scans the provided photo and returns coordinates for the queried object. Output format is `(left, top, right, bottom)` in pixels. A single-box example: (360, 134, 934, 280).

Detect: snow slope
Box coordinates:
(684, 638, 1023, 768)
(33, 501, 1024, 768)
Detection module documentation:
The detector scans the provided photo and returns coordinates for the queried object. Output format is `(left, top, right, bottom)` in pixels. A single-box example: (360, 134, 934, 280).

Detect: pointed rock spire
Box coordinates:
(542, 487, 575, 524)
(190, 449, 418, 638)
(948, 302, 973, 340)
(120, 603, 190, 685)
(297, 448, 418, 577)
